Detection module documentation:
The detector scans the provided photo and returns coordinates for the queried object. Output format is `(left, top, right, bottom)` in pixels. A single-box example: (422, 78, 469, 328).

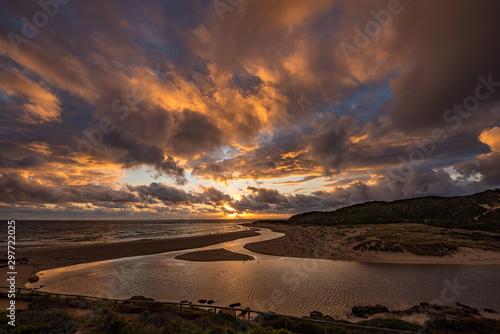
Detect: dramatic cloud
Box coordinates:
(0, 0, 499, 218)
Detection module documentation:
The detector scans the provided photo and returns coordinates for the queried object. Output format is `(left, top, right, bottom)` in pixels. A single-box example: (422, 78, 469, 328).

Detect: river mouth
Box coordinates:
(26, 228, 500, 318)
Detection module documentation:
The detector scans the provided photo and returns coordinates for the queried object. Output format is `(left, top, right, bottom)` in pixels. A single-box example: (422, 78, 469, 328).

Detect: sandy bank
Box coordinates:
(174, 248, 254, 262)
(5, 229, 259, 286)
(244, 223, 500, 265)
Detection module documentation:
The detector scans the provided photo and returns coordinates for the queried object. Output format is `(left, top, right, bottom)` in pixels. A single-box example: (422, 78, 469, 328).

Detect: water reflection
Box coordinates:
(28, 228, 500, 318)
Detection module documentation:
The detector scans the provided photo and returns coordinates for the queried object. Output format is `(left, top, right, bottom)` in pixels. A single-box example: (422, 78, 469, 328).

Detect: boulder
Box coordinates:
(352, 304, 389, 316)
(352, 305, 368, 316)
(198, 299, 207, 304)
(28, 275, 39, 283)
(310, 311, 323, 318)
(375, 304, 389, 312)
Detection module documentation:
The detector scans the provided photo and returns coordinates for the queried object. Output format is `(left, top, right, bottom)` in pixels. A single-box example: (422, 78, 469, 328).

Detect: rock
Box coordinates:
(310, 311, 323, 318)
(430, 303, 444, 310)
(207, 300, 214, 304)
(460, 304, 479, 314)
(352, 304, 389, 316)
(352, 305, 368, 316)
(229, 303, 241, 308)
(28, 275, 39, 283)
(198, 299, 207, 304)
(180, 300, 189, 304)
(484, 308, 495, 313)
(375, 304, 389, 312)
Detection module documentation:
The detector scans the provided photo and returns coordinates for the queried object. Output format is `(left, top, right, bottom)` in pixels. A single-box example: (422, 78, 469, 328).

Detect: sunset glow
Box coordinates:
(1, 0, 500, 219)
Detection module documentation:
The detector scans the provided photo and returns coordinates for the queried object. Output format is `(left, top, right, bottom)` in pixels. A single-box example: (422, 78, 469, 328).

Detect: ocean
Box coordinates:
(3, 219, 251, 248)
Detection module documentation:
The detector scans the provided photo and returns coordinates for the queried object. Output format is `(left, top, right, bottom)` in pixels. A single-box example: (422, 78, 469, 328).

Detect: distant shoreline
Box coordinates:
(9, 229, 259, 286)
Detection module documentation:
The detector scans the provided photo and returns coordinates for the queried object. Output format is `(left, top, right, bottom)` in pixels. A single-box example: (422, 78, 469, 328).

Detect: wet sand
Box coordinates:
(7, 222, 500, 288)
(6, 229, 259, 286)
(174, 248, 254, 262)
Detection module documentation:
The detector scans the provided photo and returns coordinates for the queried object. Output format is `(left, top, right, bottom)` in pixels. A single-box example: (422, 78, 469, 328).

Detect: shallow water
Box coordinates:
(28, 228, 500, 318)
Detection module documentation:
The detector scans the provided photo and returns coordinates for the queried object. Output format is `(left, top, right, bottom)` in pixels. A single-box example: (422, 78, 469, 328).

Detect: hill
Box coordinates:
(287, 189, 500, 232)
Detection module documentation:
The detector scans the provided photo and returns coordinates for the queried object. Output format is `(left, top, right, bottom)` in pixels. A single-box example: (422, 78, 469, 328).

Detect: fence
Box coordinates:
(0, 286, 422, 334)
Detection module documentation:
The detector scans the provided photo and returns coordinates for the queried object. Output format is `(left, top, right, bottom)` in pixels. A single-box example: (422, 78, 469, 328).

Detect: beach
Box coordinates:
(7, 222, 500, 288)
(7, 229, 259, 286)
(243, 222, 500, 265)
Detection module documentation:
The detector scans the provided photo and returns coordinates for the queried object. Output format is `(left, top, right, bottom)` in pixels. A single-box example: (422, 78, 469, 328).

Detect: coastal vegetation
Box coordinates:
(287, 189, 500, 233)
(1, 292, 498, 333)
(249, 189, 500, 258)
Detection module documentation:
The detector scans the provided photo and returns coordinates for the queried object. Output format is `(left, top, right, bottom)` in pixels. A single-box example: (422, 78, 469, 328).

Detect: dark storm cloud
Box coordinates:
(308, 114, 360, 174)
(198, 186, 232, 206)
(387, 0, 500, 131)
(0, 172, 138, 204)
(1, 0, 499, 218)
(0, 154, 44, 168)
(455, 153, 500, 186)
(100, 130, 186, 184)
(129, 182, 200, 205)
(170, 110, 224, 157)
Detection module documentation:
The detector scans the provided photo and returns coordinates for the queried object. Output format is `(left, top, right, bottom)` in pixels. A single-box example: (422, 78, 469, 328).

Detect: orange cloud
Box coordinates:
(0, 68, 61, 123)
(479, 127, 500, 153)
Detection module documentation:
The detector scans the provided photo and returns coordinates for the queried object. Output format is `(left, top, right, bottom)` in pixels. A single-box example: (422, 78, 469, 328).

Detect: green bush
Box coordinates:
(208, 327, 236, 334)
(359, 318, 428, 332)
(109, 319, 129, 334)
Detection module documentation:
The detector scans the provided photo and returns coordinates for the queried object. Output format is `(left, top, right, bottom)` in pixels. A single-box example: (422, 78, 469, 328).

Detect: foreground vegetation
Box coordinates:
(350, 223, 500, 256)
(287, 189, 500, 233)
(1, 293, 499, 333)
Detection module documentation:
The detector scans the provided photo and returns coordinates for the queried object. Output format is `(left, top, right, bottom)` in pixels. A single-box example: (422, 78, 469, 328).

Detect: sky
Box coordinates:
(1, 0, 500, 219)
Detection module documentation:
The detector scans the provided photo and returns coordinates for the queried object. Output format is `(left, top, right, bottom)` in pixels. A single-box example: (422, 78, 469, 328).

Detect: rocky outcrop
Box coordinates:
(309, 311, 323, 318)
(127, 295, 154, 302)
(352, 304, 389, 316)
